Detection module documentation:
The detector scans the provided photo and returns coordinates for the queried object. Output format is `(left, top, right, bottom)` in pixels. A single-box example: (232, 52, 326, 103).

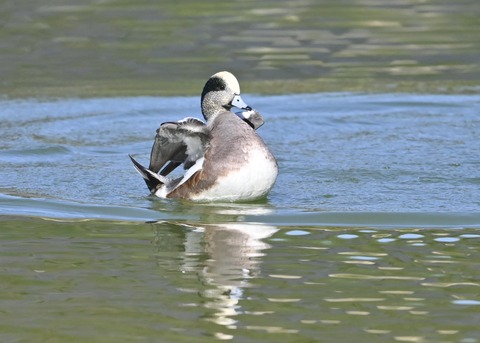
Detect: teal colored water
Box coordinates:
(1, 94, 479, 215)
(1, 94, 480, 342)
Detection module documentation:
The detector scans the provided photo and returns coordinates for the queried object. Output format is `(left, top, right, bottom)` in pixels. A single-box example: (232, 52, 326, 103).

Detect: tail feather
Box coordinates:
(129, 154, 164, 194)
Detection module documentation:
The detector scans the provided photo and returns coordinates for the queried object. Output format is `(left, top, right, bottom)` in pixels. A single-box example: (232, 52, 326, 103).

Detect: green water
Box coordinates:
(2, 218, 480, 342)
(1, 0, 479, 97)
(1, 1, 480, 342)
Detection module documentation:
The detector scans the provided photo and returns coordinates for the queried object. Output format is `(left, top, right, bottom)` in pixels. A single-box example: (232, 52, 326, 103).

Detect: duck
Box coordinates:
(129, 71, 278, 202)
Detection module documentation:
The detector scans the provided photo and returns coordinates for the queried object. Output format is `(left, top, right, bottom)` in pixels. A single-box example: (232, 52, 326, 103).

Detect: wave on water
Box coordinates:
(1, 193, 479, 229)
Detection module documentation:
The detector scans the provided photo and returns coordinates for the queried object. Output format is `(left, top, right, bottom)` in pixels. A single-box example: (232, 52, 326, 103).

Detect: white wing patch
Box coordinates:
(176, 157, 205, 189)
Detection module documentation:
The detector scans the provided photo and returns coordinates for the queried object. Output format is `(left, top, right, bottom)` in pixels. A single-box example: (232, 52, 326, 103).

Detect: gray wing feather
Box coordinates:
(149, 117, 210, 177)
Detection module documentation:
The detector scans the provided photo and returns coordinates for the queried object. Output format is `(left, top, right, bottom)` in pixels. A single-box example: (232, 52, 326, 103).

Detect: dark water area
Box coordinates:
(1, 0, 480, 342)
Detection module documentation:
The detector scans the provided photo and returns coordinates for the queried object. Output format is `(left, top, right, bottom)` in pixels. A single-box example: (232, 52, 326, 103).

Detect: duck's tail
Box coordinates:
(129, 154, 165, 194)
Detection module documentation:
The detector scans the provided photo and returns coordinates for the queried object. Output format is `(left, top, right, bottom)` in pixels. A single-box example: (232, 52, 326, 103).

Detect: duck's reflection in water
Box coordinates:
(154, 220, 277, 334)
(202, 223, 277, 325)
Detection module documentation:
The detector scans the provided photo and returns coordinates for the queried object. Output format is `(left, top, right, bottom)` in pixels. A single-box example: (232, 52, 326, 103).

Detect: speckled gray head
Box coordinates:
(200, 71, 251, 121)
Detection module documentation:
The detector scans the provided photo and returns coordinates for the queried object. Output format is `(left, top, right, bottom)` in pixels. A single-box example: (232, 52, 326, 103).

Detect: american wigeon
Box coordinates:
(129, 71, 278, 201)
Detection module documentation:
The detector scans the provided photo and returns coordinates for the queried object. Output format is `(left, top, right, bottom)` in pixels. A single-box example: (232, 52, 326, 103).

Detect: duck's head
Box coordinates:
(201, 71, 252, 121)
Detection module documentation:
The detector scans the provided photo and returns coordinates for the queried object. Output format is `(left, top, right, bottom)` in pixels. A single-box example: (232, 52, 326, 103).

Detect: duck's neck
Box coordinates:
(201, 98, 230, 122)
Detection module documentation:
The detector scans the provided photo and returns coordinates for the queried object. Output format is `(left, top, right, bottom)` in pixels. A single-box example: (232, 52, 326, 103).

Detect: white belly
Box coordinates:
(190, 149, 278, 202)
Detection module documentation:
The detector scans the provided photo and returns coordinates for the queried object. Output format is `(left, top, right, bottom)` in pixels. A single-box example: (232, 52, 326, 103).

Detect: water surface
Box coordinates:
(2, 217, 480, 342)
(1, 0, 479, 97)
(1, 0, 480, 341)
(1, 94, 480, 342)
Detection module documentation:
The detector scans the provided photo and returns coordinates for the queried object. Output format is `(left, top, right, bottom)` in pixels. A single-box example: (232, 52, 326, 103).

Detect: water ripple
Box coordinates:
(329, 274, 425, 281)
